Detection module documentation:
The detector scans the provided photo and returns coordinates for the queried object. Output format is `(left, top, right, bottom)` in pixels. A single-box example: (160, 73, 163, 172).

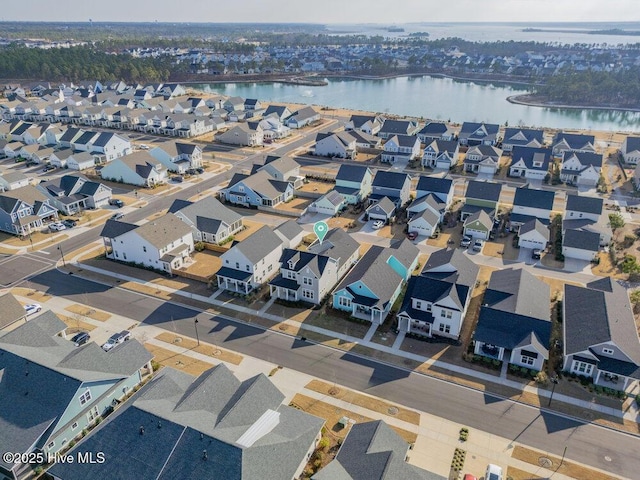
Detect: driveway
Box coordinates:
(476, 171, 495, 181)
(517, 246, 539, 265)
(563, 257, 593, 273)
(359, 220, 384, 235)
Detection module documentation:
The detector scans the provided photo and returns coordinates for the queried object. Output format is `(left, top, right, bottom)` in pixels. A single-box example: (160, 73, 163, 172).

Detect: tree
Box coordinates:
(609, 213, 625, 230)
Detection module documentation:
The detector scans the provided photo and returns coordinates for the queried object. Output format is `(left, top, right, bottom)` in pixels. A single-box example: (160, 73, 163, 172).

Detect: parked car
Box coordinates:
(25, 160, 38, 167)
(49, 222, 66, 232)
(24, 303, 42, 316)
(372, 220, 385, 229)
(61, 219, 77, 228)
(486, 464, 503, 480)
(407, 231, 418, 241)
(460, 235, 472, 247)
(111, 212, 124, 220)
(138, 144, 150, 150)
(186, 168, 198, 175)
(101, 330, 131, 352)
(472, 239, 484, 252)
(195, 167, 205, 174)
(42, 165, 55, 172)
(71, 331, 90, 347)
(532, 249, 543, 260)
(172, 176, 184, 183)
(109, 199, 124, 208)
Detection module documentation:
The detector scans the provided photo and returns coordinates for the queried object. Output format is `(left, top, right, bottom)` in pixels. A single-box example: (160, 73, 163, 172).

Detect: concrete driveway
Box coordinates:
(476, 171, 495, 181)
(563, 257, 593, 273)
(517, 246, 539, 265)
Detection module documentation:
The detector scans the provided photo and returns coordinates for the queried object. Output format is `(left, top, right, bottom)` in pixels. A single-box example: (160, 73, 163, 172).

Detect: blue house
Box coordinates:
(332, 240, 419, 325)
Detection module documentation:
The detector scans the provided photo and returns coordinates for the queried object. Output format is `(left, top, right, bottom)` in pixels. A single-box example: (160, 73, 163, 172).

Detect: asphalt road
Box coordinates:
(28, 269, 640, 479)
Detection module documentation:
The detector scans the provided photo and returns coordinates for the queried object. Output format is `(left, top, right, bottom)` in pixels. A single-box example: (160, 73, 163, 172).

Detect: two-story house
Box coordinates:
(563, 277, 640, 391)
(501, 127, 545, 152)
(560, 151, 603, 187)
(0, 185, 58, 235)
(562, 194, 610, 247)
(149, 141, 202, 173)
(473, 268, 551, 372)
(286, 106, 320, 129)
(460, 180, 502, 221)
(463, 145, 502, 175)
(169, 196, 243, 245)
(552, 132, 596, 158)
(458, 122, 499, 146)
(345, 114, 383, 135)
(269, 228, 360, 305)
(376, 119, 420, 139)
(421, 139, 459, 169)
(332, 240, 419, 325)
(223, 170, 294, 208)
(620, 136, 640, 165)
(508, 146, 552, 180)
(334, 164, 373, 204)
(397, 247, 479, 339)
(369, 171, 411, 207)
(417, 121, 456, 143)
(413, 175, 455, 210)
(37, 174, 112, 214)
(100, 214, 194, 273)
(216, 226, 283, 294)
(100, 151, 168, 187)
(381, 134, 421, 163)
(509, 187, 555, 230)
(314, 132, 356, 159)
(217, 123, 263, 147)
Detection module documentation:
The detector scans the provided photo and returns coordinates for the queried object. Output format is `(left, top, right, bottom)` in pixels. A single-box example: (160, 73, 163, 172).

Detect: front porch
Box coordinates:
(269, 276, 300, 302)
(474, 340, 505, 361)
(216, 267, 254, 294)
(351, 303, 385, 325)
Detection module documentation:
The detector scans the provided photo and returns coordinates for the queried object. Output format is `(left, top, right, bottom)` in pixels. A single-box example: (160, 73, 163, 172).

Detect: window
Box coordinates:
(438, 324, 451, 334)
(87, 406, 99, 422)
(72, 422, 78, 430)
(602, 347, 614, 355)
(47, 441, 55, 449)
(123, 252, 127, 260)
(574, 361, 594, 376)
(61, 439, 68, 447)
(143, 246, 147, 253)
(302, 289, 314, 300)
(415, 301, 422, 309)
(268, 264, 273, 272)
(79, 390, 92, 406)
(339, 296, 352, 308)
(303, 277, 312, 285)
(426, 303, 432, 312)
(521, 355, 535, 366)
(246, 264, 250, 272)
(440, 309, 452, 319)
(235, 262, 240, 269)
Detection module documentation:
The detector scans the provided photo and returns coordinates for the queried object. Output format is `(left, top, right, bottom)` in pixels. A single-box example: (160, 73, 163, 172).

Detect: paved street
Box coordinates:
(25, 268, 640, 479)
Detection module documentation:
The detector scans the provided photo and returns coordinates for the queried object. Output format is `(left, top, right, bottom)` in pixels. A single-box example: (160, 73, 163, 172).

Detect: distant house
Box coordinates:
(460, 180, 502, 221)
(223, 96, 245, 112)
(463, 144, 502, 174)
(244, 98, 262, 110)
(381, 134, 421, 163)
(48, 148, 75, 168)
(333, 240, 419, 324)
(377, 119, 420, 139)
(344, 114, 383, 135)
(565, 194, 603, 222)
(255, 114, 291, 140)
(369, 171, 411, 207)
(38, 174, 112, 214)
(518, 219, 550, 250)
(149, 141, 202, 173)
(100, 152, 167, 187)
(0, 313, 153, 480)
(407, 190, 446, 221)
(286, 106, 320, 129)
(0, 186, 58, 235)
(216, 226, 283, 294)
(509, 187, 555, 230)
(334, 164, 373, 204)
(255, 155, 303, 187)
(397, 248, 479, 339)
(366, 196, 396, 222)
(217, 123, 263, 147)
(263, 105, 292, 122)
(169, 196, 243, 245)
(270, 228, 360, 305)
(309, 190, 346, 216)
(314, 132, 356, 159)
(100, 214, 194, 273)
(67, 151, 97, 171)
(474, 268, 551, 371)
(422, 139, 459, 169)
(563, 278, 640, 391)
(508, 146, 552, 180)
(560, 151, 603, 187)
(501, 127, 544, 152)
(458, 122, 499, 146)
(89, 132, 132, 161)
(417, 121, 455, 143)
(620, 136, 640, 165)
(552, 132, 596, 157)
(0, 171, 30, 192)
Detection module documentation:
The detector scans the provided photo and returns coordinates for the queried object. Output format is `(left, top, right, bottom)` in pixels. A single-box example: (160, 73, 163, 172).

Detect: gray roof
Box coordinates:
(368, 196, 396, 215)
(274, 219, 303, 241)
(415, 175, 453, 197)
(314, 420, 443, 480)
(133, 214, 193, 249)
(379, 119, 418, 135)
(513, 187, 555, 210)
(623, 136, 640, 154)
(519, 218, 550, 241)
(172, 196, 242, 235)
(372, 171, 410, 190)
(319, 190, 345, 207)
(464, 209, 493, 229)
(336, 164, 371, 183)
(475, 307, 551, 354)
(483, 268, 550, 320)
(51, 365, 324, 480)
(0, 292, 27, 329)
(503, 127, 544, 145)
(231, 226, 283, 264)
(565, 194, 603, 215)
(554, 132, 595, 149)
(465, 180, 502, 202)
(306, 227, 360, 264)
(563, 228, 600, 251)
(421, 248, 480, 289)
(510, 146, 551, 170)
(228, 170, 291, 200)
(100, 218, 138, 238)
(389, 134, 419, 148)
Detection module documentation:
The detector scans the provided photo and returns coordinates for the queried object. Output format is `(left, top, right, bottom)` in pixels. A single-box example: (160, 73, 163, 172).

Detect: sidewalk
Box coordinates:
(64, 256, 640, 426)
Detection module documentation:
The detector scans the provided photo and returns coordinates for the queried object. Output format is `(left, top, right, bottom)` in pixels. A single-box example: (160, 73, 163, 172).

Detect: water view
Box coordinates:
(197, 75, 640, 132)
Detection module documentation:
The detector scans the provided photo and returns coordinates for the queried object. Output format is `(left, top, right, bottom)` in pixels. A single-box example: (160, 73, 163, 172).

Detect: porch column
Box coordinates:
(595, 370, 602, 384)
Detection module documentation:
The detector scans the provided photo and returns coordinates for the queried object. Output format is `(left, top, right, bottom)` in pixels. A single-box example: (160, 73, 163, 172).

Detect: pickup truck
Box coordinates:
(101, 330, 131, 351)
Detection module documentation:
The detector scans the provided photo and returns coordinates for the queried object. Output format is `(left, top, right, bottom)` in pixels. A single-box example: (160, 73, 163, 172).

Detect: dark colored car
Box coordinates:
(186, 168, 198, 175)
(109, 199, 124, 208)
(532, 249, 543, 260)
(407, 231, 418, 240)
(195, 167, 205, 174)
(172, 176, 184, 183)
(71, 332, 90, 347)
(25, 160, 38, 167)
(42, 165, 55, 172)
(62, 219, 77, 228)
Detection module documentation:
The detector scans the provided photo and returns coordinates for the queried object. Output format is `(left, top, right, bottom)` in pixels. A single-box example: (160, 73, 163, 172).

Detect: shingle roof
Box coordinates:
(230, 226, 282, 264)
(100, 218, 138, 238)
(133, 213, 193, 249)
(172, 196, 241, 235)
(464, 180, 502, 202)
(415, 176, 453, 196)
(421, 248, 479, 289)
(418, 121, 451, 136)
(379, 119, 417, 135)
(503, 128, 544, 145)
(563, 228, 600, 251)
(475, 307, 551, 353)
(519, 218, 550, 241)
(372, 171, 410, 190)
(510, 146, 552, 170)
(348, 114, 379, 129)
(565, 194, 603, 215)
(389, 134, 419, 148)
(483, 268, 549, 320)
(623, 136, 640, 154)
(274, 219, 303, 241)
(554, 132, 595, 149)
(513, 187, 555, 210)
(0, 292, 26, 329)
(336, 164, 371, 183)
(306, 228, 360, 264)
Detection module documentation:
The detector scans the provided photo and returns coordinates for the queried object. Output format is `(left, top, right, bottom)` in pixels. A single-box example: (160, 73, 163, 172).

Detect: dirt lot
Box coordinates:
(145, 344, 216, 376)
(178, 250, 222, 279)
(298, 180, 334, 195)
(65, 304, 111, 322)
(57, 314, 98, 334)
(592, 218, 639, 279)
(278, 197, 313, 213)
(483, 233, 519, 261)
(155, 332, 243, 365)
(511, 445, 615, 480)
(233, 219, 266, 241)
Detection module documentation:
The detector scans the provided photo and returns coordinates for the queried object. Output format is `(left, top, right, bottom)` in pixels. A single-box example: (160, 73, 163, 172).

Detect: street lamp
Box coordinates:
(548, 376, 559, 407)
(57, 245, 66, 267)
(194, 318, 200, 346)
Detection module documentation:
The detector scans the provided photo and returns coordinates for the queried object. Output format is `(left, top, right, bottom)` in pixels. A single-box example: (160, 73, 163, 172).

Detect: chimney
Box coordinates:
(202, 450, 207, 461)
(139, 426, 145, 435)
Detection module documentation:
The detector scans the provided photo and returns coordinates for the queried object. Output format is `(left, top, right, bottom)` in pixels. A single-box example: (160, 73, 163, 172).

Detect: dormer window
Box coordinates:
(602, 347, 614, 355)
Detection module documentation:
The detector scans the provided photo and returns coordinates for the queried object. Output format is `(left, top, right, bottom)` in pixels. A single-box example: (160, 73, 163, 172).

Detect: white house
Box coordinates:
(217, 123, 263, 147)
(150, 141, 203, 173)
(509, 187, 555, 230)
(345, 114, 383, 135)
(309, 190, 346, 216)
(89, 132, 132, 162)
(560, 152, 603, 187)
(407, 208, 440, 238)
(552, 133, 596, 158)
(169, 196, 243, 245)
(286, 106, 320, 129)
(501, 128, 544, 152)
(314, 132, 356, 159)
(422, 139, 459, 169)
(463, 145, 502, 174)
(0, 172, 30, 192)
(366, 196, 396, 222)
(621, 136, 640, 165)
(518, 219, 550, 250)
(508, 146, 552, 180)
(381, 135, 420, 163)
(100, 151, 168, 187)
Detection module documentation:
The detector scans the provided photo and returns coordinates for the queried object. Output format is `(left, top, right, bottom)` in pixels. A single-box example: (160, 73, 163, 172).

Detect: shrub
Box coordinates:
(318, 437, 330, 451)
(534, 371, 549, 385)
(151, 360, 161, 372)
(621, 254, 640, 274)
(609, 213, 625, 230)
(194, 241, 205, 252)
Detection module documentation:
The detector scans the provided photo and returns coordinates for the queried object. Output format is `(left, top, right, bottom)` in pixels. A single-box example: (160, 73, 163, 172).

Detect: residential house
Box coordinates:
(417, 121, 456, 143)
(270, 228, 360, 305)
(563, 278, 640, 391)
(100, 214, 194, 273)
(501, 127, 545, 152)
(407, 207, 440, 238)
(463, 209, 493, 240)
(255, 114, 291, 140)
(377, 119, 420, 139)
(244, 98, 262, 110)
(414, 175, 455, 210)
(314, 132, 356, 159)
(562, 228, 600, 261)
(150, 141, 202, 173)
(48, 364, 323, 480)
(334, 164, 373, 204)
(509, 187, 555, 230)
(508, 146, 552, 180)
(620, 136, 640, 165)
(407, 188, 447, 220)
(38, 175, 112, 214)
(332, 240, 419, 325)
(0, 172, 30, 192)
(255, 155, 304, 188)
(460, 180, 502, 221)
(89, 132, 132, 162)
(463, 144, 502, 174)
(344, 114, 383, 135)
(217, 123, 263, 147)
(370, 171, 411, 207)
(222, 170, 294, 208)
(0, 292, 27, 330)
(552, 132, 596, 157)
(48, 148, 75, 168)
(366, 196, 396, 222)
(309, 190, 346, 216)
(397, 248, 479, 339)
(27, 145, 55, 164)
(422, 139, 459, 169)
(67, 151, 97, 171)
(263, 105, 292, 122)
(347, 129, 382, 149)
(0, 313, 152, 480)
(0, 186, 58, 235)
(562, 194, 610, 247)
(560, 151, 603, 187)
(474, 268, 551, 372)
(518, 219, 550, 250)
(274, 220, 304, 249)
(458, 122, 499, 146)
(3, 141, 25, 158)
(169, 196, 243, 245)
(100, 152, 168, 187)
(381, 134, 421, 163)
(223, 96, 245, 112)
(286, 106, 320, 129)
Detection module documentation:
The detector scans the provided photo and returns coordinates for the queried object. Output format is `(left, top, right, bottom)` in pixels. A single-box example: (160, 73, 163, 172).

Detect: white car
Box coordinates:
(486, 464, 503, 480)
(24, 303, 42, 316)
(139, 144, 150, 150)
(102, 330, 131, 352)
(372, 220, 385, 229)
(49, 222, 67, 232)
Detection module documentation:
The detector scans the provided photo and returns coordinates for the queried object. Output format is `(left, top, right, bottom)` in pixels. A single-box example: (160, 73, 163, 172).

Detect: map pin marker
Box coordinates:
(313, 221, 329, 244)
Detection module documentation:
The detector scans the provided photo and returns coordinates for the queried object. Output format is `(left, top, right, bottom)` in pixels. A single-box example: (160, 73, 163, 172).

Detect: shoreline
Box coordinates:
(507, 94, 640, 114)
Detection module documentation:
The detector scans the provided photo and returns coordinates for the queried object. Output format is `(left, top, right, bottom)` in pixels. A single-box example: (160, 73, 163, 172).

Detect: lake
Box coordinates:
(196, 76, 640, 132)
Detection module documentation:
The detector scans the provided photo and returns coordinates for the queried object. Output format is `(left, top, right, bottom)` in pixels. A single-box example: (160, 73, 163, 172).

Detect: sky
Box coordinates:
(2, 0, 640, 24)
